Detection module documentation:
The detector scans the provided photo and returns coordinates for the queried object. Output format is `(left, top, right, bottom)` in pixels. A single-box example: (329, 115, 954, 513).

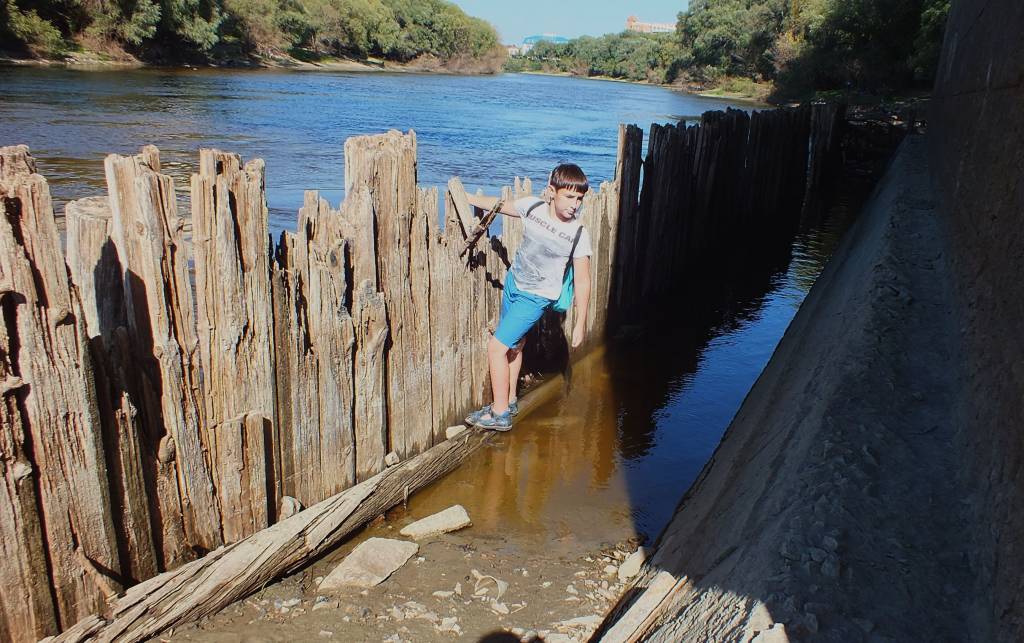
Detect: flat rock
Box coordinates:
(446, 424, 467, 439)
(618, 547, 646, 582)
(400, 505, 472, 539)
(751, 623, 789, 643)
(319, 538, 418, 590)
(557, 614, 602, 629)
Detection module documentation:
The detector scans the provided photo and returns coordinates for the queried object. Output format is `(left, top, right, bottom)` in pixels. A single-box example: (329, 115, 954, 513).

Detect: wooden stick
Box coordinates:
(49, 428, 496, 643)
(459, 199, 504, 258)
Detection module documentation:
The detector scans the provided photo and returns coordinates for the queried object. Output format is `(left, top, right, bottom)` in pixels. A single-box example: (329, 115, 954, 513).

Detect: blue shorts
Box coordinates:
(494, 272, 554, 349)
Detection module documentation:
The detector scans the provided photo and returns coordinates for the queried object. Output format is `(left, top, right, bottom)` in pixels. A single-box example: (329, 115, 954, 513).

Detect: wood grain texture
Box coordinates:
(1, 146, 121, 629)
(105, 148, 222, 558)
(191, 150, 275, 541)
(0, 151, 60, 641)
(66, 195, 159, 584)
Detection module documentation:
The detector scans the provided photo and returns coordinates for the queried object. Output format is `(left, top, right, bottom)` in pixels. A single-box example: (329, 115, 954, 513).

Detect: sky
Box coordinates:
(450, 0, 689, 45)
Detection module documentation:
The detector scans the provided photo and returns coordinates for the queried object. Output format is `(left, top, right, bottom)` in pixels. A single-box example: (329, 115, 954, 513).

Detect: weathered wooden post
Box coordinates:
(344, 130, 434, 459)
(0, 145, 121, 632)
(191, 149, 275, 539)
(104, 146, 223, 559)
(66, 195, 160, 585)
(272, 192, 357, 505)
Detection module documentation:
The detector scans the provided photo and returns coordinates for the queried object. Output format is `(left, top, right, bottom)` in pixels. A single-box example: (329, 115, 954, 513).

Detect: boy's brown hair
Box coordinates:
(549, 163, 589, 194)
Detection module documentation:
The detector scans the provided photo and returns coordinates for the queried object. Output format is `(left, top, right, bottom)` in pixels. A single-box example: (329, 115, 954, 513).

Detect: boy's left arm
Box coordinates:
(571, 256, 592, 348)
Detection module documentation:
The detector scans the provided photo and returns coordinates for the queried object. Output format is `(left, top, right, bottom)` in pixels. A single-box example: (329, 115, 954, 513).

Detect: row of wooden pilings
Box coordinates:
(0, 103, 843, 641)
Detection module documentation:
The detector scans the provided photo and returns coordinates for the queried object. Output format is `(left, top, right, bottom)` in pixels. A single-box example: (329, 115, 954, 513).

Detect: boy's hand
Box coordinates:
(571, 322, 585, 348)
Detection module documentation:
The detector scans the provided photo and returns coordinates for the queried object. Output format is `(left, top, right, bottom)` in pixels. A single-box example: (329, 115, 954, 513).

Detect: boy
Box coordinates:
(464, 163, 593, 431)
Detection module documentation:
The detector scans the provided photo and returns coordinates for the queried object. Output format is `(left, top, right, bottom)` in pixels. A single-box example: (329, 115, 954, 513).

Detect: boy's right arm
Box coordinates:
(466, 194, 521, 217)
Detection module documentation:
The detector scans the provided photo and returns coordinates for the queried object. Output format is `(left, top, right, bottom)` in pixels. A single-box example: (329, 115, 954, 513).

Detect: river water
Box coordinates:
(0, 66, 855, 553)
(0, 67, 746, 238)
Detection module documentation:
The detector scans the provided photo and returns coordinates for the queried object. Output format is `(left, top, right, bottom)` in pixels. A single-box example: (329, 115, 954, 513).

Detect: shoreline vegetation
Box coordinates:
(3, 0, 949, 102)
(1, 0, 507, 74)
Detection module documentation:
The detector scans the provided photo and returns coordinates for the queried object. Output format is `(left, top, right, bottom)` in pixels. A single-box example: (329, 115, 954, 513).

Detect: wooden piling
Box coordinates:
(66, 195, 159, 585)
(1, 145, 121, 630)
(191, 150, 276, 538)
(344, 130, 434, 460)
(105, 147, 223, 560)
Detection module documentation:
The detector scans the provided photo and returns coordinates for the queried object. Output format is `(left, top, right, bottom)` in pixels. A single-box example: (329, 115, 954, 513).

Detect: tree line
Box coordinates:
(0, 0, 500, 65)
(507, 0, 951, 98)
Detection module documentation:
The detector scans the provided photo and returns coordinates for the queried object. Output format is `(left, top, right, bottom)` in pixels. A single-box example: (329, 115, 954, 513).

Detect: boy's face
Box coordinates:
(550, 186, 586, 220)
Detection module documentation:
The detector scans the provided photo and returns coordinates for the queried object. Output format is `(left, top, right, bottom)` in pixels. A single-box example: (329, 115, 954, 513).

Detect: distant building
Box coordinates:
(506, 44, 522, 56)
(520, 33, 570, 53)
(626, 15, 675, 34)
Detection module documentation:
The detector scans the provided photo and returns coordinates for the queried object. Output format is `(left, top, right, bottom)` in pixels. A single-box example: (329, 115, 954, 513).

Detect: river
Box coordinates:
(0, 67, 750, 238)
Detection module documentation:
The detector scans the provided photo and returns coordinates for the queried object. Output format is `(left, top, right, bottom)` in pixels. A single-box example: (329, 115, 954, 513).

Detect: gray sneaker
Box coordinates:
(465, 404, 491, 425)
(508, 398, 519, 416)
(474, 408, 512, 432)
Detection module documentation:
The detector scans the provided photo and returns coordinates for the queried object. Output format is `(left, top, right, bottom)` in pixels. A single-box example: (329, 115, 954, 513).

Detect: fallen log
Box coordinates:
(48, 427, 495, 642)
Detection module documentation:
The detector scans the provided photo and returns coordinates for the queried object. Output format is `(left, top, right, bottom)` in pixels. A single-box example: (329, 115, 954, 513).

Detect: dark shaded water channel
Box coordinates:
(0, 67, 859, 549)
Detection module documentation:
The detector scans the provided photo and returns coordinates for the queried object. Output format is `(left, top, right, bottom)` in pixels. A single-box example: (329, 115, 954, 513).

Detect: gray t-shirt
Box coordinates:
(509, 196, 593, 300)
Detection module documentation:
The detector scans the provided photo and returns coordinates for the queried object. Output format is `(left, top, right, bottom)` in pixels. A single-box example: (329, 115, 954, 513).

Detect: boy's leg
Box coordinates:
(508, 341, 524, 402)
(488, 335, 512, 415)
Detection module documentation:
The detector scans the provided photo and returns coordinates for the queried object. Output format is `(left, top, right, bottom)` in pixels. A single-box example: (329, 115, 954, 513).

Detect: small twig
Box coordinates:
(459, 199, 504, 258)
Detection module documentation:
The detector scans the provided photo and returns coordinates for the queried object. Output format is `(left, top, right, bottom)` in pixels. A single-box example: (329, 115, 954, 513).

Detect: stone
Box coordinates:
(319, 538, 419, 589)
(821, 558, 841, 578)
(809, 547, 828, 563)
(751, 623, 789, 643)
(491, 601, 510, 615)
(319, 631, 333, 638)
(557, 615, 602, 629)
(400, 505, 472, 539)
(432, 590, 455, 599)
(280, 496, 303, 519)
(439, 617, 460, 633)
(446, 425, 467, 439)
(385, 451, 401, 466)
(618, 547, 646, 582)
(603, 564, 618, 576)
(566, 584, 578, 595)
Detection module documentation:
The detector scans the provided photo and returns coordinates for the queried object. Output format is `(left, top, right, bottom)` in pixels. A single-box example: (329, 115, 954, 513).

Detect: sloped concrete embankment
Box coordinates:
(597, 0, 1024, 639)
(929, 1, 1024, 640)
(596, 137, 974, 642)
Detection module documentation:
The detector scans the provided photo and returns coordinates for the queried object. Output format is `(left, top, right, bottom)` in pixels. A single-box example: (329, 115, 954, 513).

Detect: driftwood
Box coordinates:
(50, 428, 494, 643)
(459, 198, 504, 257)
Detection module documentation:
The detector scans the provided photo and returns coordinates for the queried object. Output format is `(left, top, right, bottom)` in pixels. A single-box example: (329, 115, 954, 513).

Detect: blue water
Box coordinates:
(0, 67, 748, 238)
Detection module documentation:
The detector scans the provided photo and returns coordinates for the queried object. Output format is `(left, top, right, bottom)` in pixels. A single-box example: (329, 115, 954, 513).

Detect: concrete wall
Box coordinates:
(929, 1, 1024, 640)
